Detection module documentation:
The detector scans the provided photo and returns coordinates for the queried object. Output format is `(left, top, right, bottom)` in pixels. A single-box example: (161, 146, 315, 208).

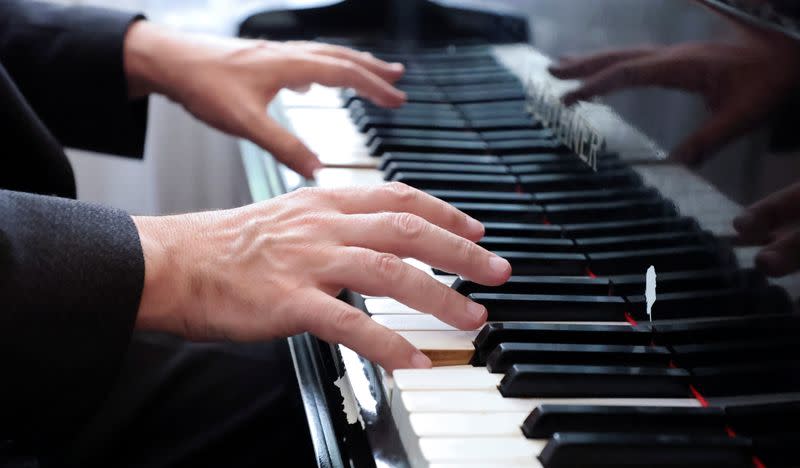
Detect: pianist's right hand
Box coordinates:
(130, 183, 512, 372)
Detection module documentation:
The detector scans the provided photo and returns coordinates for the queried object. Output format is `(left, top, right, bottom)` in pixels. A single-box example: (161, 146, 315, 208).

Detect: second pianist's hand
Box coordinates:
(131, 183, 511, 372)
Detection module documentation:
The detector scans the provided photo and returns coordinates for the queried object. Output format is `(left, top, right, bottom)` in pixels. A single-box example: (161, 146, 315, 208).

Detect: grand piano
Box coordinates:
(238, 1, 800, 466)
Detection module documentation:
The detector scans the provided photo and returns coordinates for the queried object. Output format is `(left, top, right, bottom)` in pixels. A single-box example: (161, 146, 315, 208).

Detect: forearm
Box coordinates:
(0, 190, 144, 445)
(0, 0, 148, 156)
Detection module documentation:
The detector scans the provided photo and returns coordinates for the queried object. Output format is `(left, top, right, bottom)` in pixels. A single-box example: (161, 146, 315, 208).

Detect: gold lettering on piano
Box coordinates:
(524, 79, 605, 171)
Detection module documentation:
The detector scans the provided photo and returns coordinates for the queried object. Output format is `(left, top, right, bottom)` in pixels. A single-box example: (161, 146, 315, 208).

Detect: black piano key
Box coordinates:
(485, 138, 568, 154)
(478, 236, 575, 253)
(370, 137, 490, 155)
(453, 203, 544, 223)
(472, 322, 653, 365)
(356, 115, 469, 132)
(471, 293, 627, 322)
(609, 269, 759, 296)
(575, 232, 705, 253)
(510, 160, 628, 175)
(724, 400, 800, 436)
(481, 129, 555, 141)
(626, 287, 790, 321)
(366, 127, 481, 143)
(380, 153, 502, 168)
(444, 88, 526, 103)
(531, 187, 660, 205)
(501, 152, 619, 165)
(500, 153, 580, 165)
(519, 170, 642, 192)
(382, 162, 509, 180)
(652, 314, 800, 346)
(523, 405, 727, 438)
(483, 222, 564, 238)
(389, 172, 518, 191)
(692, 361, 800, 396)
(425, 190, 534, 204)
(498, 364, 690, 398)
(538, 432, 753, 468)
(486, 343, 671, 373)
(351, 105, 461, 121)
(750, 433, 800, 468)
(587, 246, 723, 275)
(672, 337, 800, 368)
(546, 199, 676, 224)
(468, 117, 541, 131)
(562, 217, 699, 238)
(492, 251, 588, 275)
(453, 275, 611, 296)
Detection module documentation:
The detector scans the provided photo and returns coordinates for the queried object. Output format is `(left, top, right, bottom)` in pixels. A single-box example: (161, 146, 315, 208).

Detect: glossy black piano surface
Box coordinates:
(239, 1, 800, 467)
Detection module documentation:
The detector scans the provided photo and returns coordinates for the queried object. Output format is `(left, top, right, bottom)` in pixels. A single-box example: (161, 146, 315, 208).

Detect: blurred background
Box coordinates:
(51, 0, 800, 214)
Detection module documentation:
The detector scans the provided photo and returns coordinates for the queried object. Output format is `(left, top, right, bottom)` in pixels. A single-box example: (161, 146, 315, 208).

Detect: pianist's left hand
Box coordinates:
(735, 180, 800, 277)
(548, 20, 800, 166)
(123, 20, 406, 178)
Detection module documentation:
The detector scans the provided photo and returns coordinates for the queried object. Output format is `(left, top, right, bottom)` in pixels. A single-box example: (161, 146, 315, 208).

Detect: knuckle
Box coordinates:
(383, 181, 417, 204)
(373, 252, 403, 280)
(330, 307, 364, 335)
(392, 212, 426, 239)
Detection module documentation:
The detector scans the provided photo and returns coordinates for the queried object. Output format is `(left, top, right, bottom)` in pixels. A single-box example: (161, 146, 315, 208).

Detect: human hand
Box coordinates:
(734, 181, 800, 277)
(124, 21, 406, 178)
(548, 24, 800, 165)
(132, 183, 511, 372)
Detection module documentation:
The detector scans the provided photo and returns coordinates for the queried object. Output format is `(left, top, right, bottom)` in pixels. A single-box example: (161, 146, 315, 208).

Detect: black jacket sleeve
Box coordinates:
(0, 0, 148, 157)
(0, 190, 145, 448)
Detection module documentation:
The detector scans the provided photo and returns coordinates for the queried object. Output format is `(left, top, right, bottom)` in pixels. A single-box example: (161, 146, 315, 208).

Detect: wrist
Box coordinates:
(132, 215, 188, 334)
(123, 20, 185, 99)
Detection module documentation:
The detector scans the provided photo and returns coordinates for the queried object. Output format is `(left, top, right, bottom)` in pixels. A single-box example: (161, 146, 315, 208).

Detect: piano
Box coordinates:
(237, 1, 800, 466)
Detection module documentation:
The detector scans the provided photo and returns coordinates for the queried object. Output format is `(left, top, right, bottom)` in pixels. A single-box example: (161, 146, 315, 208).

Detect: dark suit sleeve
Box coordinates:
(0, 1, 148, 157)
(0, 190, 144, 448)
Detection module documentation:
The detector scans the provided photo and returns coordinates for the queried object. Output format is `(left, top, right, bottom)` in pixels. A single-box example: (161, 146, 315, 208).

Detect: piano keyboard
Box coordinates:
(272, 42, 800, 467)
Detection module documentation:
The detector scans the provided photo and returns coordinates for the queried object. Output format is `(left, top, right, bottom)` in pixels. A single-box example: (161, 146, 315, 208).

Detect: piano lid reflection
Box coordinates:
(239, 1, 800, 467)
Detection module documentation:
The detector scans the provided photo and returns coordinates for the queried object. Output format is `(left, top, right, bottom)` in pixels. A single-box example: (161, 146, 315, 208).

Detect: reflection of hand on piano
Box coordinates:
(124, 21, 406, 177)
(735, 180, 800, 276)
(132, 183, 511, 372)
(548, 27, 800, 166)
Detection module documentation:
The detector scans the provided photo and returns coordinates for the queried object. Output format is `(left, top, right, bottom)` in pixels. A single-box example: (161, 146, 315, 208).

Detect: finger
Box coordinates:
(669, 92, 762, 167)
(734, 181, 800, 243)
(286, 54, 406, 108)
(754, 229, 800, 277)
(298, 42, 405, 83)
(337, 213, 510, 286)
(301, 289, 432, 372)
(549, 47, 657, 79)
(561, 55, 674, 105)
(321, 182, 485, 241)
(322, 247, 488, 331)
(244, 114, 322, 178)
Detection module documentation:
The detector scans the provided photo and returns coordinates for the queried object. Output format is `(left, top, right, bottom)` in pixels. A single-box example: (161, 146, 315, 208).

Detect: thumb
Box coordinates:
(245, 114, 322, 178)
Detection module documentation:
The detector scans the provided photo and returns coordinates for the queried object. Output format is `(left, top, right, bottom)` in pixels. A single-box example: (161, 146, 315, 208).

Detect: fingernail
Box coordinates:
(489, 256, 511, 277)
(756, 249, 786, 277)
(411, 351, 432, 369)
(467, 216, 484, 236)
(733, 212, 756, 233)
(466, 301, 487, 325)
(391, 62, 405, 72)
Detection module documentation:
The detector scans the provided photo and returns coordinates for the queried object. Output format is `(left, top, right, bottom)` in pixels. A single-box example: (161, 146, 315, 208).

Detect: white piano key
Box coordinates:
(393, 367, 502, 391)
(365, 298, 424, 315)
(277, 84, 343, 108)
(399, 390, 700, 413)
(398, 331, 478, 366)
(313, 168, 384, 189)
(284, 108, 376, 168)
(373, 314, 459, 332)
(419, 437, 545, 465)
(409, 412, 530, 437)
